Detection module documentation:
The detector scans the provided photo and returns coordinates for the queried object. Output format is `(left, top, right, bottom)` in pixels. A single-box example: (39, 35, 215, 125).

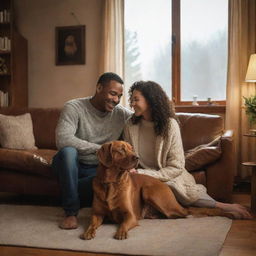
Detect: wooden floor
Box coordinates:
(219, 193, 256, 256)
(0, 191, 255, 256)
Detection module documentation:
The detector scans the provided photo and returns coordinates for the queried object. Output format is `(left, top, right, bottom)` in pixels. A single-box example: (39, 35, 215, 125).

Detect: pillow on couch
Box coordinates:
(0, 113, 37, 149)
(185, 139, 221, 171)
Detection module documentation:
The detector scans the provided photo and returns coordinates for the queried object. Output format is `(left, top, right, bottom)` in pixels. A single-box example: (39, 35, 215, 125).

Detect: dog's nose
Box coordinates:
(132, 155, 139, 161)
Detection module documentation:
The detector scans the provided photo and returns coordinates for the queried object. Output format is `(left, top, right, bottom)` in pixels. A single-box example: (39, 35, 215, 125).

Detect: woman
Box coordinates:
(123, 80, 252, 219)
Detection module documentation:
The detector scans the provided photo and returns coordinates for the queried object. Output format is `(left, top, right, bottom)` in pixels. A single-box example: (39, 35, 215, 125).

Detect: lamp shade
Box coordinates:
(245, 54, 256, 82)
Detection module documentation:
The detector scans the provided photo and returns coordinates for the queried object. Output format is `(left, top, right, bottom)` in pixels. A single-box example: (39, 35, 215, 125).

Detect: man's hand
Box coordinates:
(129, 168, 137, 173)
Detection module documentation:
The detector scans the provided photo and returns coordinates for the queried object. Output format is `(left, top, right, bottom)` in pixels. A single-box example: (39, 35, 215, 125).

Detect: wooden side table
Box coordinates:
(242, 162, 256, 213)
(243, 133, 256, 138)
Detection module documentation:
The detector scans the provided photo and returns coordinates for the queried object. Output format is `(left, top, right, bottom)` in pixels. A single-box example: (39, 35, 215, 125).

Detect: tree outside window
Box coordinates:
(124, 0, 228, 105)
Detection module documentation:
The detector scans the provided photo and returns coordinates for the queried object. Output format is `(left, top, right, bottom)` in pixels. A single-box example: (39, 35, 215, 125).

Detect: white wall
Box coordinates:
(14, 0, 103, 107)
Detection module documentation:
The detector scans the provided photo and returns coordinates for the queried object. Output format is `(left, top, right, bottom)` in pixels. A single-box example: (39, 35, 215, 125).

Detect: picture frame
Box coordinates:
(55, 25, 85, 65)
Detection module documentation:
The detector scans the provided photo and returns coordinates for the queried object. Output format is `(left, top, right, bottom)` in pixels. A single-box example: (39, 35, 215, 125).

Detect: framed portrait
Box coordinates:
(55, 25, 85, 65)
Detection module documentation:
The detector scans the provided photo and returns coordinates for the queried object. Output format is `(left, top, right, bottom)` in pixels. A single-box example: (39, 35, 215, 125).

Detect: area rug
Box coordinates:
(0, 204, 232, 256)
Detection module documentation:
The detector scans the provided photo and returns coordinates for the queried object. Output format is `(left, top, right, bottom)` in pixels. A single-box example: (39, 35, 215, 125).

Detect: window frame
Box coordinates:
(172, 0, 226, 106)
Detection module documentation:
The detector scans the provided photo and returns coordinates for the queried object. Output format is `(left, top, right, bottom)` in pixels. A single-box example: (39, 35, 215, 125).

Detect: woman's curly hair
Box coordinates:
(129, 81, 176, 137)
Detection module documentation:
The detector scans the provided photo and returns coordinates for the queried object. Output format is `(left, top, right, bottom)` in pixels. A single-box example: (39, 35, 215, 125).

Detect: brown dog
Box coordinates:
(81, 141, 234, 240)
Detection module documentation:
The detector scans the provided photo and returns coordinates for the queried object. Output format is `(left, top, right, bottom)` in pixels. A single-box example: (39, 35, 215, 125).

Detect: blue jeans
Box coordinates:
(52, 147, 97, 216)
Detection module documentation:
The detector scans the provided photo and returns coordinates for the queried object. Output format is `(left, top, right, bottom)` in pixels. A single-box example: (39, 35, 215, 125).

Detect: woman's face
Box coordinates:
(130, 90, 151, 120)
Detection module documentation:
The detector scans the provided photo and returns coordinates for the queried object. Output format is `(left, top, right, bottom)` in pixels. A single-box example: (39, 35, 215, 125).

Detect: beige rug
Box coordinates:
(0, 204, 232, 256)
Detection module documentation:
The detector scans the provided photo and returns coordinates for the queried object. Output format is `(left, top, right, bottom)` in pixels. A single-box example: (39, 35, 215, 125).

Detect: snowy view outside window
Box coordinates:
(180, 0, 228, 101)
(124, 0, 172, 96)
(124, 0, 228, 102)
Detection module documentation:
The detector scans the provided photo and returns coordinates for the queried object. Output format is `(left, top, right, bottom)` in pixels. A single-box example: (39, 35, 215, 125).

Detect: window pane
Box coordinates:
(180, 0, 228, 101)
(124, 0, 172, 97)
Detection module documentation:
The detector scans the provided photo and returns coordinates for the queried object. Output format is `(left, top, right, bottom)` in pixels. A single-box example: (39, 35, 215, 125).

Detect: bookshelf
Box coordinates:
(0, 0, 28, 108)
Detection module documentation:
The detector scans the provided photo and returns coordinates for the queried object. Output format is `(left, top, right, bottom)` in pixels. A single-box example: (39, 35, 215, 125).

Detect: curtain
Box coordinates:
(99, 0, 126, 105)
(99, 0, 124, 78)
(226, 0, 256, 179)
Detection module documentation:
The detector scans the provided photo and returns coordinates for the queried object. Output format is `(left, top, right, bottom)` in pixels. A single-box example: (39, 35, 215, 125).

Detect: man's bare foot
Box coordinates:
(59, 216, 78, 229)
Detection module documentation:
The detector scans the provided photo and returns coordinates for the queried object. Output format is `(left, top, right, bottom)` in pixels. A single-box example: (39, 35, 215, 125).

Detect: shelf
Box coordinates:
(175, 105, 226, 113)
(242, 162, 256, 166)
(0, 50, 11, 55)
(0, 0, 28, 108)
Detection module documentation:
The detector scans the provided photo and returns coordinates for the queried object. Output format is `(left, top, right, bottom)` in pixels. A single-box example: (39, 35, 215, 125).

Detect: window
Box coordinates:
(124, 0, 172, 96)
(125, 0, 228, 105)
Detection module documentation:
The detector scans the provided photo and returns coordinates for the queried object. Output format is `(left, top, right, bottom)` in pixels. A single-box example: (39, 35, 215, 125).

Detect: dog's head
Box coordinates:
(97, 141, 139, 170)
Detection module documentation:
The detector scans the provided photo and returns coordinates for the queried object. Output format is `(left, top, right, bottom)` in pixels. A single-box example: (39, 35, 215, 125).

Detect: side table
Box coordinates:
(243, 133, 256, 213)
(242, 162, 256, 213)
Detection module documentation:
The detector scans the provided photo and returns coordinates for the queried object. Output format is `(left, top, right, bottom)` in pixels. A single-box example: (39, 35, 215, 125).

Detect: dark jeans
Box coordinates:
(52, 147, 97, 216)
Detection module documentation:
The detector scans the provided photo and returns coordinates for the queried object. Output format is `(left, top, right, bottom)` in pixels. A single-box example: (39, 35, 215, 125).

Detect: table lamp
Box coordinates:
(245, 54, 256, 82)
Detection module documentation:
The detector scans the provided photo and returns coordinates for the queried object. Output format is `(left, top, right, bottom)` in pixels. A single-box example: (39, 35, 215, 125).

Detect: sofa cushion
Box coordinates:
(191, 170, 206, 186)
(177, 113, 223, 151)
(0, 108, 61, 149)
(0, 113, 37, 150)
(185, 139, 221, 171)
(0, 148, 57, 178)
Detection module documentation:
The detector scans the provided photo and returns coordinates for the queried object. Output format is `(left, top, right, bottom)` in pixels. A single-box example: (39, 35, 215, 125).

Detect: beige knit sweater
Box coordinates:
(123, 117, 207, 205)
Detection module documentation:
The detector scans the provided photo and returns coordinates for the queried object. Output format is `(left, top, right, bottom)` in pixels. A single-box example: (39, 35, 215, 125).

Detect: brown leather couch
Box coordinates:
(0, 108, 235, 203)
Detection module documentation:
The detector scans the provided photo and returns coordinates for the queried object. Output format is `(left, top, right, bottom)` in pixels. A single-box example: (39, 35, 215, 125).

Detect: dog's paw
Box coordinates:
(79, 233, 86, 240)
(80, 230, 96, 240)
(114, 229, 128, 240)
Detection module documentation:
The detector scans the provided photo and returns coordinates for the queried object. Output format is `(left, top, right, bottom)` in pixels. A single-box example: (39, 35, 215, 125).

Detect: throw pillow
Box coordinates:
(185, 139, 221, 171)
(0, 113, 37, 149)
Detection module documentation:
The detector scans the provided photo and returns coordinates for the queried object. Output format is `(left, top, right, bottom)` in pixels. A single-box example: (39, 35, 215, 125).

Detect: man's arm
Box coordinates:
(56, 103, 101, 155)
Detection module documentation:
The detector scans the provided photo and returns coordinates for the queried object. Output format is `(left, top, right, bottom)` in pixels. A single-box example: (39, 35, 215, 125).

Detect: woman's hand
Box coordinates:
(129, 168, 137, 173)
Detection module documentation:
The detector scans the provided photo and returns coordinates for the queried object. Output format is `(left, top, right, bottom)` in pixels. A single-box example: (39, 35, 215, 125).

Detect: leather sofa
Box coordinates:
(0, 108, 235, 203)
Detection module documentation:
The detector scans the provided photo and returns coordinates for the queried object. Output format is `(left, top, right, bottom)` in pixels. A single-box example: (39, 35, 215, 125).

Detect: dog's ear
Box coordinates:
(97, 142, 113, 167)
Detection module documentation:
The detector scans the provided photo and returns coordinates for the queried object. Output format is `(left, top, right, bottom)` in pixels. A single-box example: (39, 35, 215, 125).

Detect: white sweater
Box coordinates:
(123, 117, 207, 205)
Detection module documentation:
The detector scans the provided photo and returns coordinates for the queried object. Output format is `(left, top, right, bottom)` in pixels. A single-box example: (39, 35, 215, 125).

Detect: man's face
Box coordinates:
(97, 80, 123, 112)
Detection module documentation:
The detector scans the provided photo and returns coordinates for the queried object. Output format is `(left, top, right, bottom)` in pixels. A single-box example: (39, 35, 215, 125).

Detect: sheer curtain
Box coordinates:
(226, 0, 256, 179)
(99, 0, 124, 80)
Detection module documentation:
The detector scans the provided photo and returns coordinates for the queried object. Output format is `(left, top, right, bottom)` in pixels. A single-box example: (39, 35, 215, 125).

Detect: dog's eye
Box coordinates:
(116, 148, 125, 155)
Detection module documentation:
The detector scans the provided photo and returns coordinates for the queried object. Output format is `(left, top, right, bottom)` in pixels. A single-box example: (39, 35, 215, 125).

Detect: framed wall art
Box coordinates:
(55, 25, 85, 65)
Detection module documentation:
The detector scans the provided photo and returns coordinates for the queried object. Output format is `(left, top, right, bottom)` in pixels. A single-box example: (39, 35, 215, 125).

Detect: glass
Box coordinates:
(180, 0, 228, 102)
(124, 0, 172, 97)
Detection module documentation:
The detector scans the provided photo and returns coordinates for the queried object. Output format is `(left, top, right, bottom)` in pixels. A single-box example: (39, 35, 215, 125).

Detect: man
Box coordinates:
(52, 72, 132, 229)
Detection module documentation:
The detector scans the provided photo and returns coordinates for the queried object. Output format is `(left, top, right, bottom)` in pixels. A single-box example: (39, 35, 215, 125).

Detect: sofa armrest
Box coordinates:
(222, 130, 233, 139)
(205, 129, 235, 203)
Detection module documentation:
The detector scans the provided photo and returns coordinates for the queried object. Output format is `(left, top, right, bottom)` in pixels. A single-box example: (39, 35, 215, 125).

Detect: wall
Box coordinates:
(14, 0, 102, 107)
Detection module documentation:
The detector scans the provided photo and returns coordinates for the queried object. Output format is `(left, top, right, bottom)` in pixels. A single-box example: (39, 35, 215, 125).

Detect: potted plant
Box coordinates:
(243, 95, 256, 130)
